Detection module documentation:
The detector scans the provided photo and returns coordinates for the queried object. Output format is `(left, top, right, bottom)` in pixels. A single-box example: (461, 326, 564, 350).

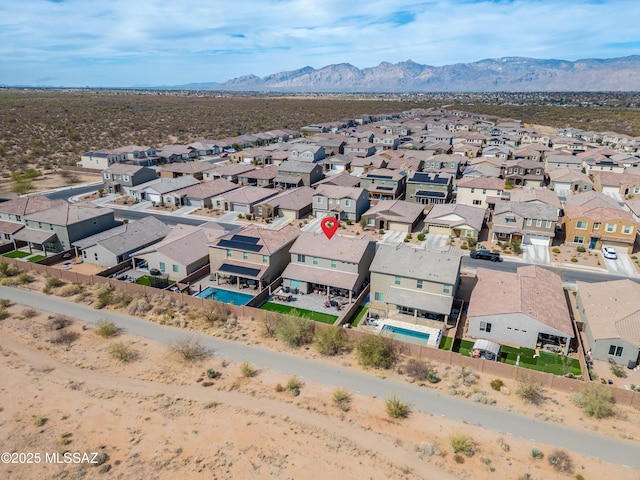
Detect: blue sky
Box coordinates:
(1, 0, 638, 87)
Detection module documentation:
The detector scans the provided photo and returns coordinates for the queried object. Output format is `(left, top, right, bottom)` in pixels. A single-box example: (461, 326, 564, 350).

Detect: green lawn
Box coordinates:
(260, 302, 338, 325)
(439, 336, 454, 351)
(3, 251, 30, 259)
(28, 255, 47, 263)
(135, 275, 176, 288)
(452, 338, 475, 357)
(350, 303, 369, 327)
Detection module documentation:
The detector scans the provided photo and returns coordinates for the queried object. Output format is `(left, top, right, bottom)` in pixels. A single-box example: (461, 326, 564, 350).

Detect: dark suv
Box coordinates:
(470, 249, 501, 262)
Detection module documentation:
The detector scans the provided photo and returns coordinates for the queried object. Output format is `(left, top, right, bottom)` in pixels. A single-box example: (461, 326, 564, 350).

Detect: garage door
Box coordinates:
(602, 241, 629, 250)
(428, 225, 451, 236)
(232, 203, 249, 213)
(525, 236, 551, 246)
(281, 209, 298, 221)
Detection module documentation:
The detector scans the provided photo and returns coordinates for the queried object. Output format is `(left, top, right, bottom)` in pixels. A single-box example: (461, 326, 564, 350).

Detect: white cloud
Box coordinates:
(0, 0, 638, 86)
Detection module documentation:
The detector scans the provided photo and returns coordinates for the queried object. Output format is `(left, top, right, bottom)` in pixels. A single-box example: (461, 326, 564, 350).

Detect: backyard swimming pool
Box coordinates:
(196, 286, 254, 306)
(382, 324, 431, 346)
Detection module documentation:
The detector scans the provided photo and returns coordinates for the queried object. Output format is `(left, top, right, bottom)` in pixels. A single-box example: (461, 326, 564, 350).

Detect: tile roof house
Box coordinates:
(591, 171, 640, 198)
(508, 187, 562, 210)
(254, 186, 315, 220)
(133, 222, 228, 280)
(369, 244, 462, 327)
(217, 186, 280, 215)
(237, 165, 279, 187)
(312, 185, 370, 221)
(562, 205, 638, 253)
(129, 176, 200, 205)
(547, 168, 594, 198)
(544, 154, 584, 172)
(72, 216, 171, 267)
(501, 159, 545, 187)
(361, 200, 425, 233)
(564, 191, 622, 209)
(405, 172, 453, 205)
(467, 266, 574, 354)
(314, 171, 361, 188)
(274, 160, 324, 189)
(455, 177, 505, 209)
(491, 200, 558, 246)
(209, 224, 299, 290)
(281, 232, 376, 302)
(102, 164, 157, 195)
(164, 178, 239, 209)
(157, 161, 212, 180)
(359, 169, 407, 204)
(350, 155, 388, 175)
(424, 204, 486, 240)
(576, 279, 640, 367)
(202, 163, 256, 183)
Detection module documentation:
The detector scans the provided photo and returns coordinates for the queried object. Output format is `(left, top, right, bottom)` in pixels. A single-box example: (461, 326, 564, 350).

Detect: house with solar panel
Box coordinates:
(208, 225, 300, 291)
(358, 169, 407, 204)
(405, 172, 453, 205)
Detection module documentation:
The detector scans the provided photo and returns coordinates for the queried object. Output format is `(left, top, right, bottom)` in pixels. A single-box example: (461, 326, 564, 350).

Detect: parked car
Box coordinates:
(602, 246, 618, 260)
(470, 249, 501, 262)
(149, 268, 162, 276)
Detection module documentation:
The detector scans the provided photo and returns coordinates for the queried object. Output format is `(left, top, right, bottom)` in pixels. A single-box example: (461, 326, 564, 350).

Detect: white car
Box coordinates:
(602, 246, 618, 260)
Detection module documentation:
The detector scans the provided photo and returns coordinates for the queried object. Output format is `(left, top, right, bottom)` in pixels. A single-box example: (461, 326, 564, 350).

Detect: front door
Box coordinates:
(589, 237, 597, 249)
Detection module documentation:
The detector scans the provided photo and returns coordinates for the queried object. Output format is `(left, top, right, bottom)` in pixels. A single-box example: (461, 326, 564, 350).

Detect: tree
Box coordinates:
(314, 325, 349, 356)
(355, 334, 396, 369)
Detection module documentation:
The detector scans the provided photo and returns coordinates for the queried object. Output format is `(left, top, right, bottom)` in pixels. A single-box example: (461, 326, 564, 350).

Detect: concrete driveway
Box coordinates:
(301, 217, 323, 233)
(380, 230, 406, 244)
(602, 251, 639, 277)
(522, 243, 551, 265)
(420, 233, 449, 250)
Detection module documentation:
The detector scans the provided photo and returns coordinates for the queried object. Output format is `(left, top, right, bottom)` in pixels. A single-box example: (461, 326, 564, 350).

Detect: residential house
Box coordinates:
(361, 200, 425, 233)
(216, 186, 280, 215)
(274, 161, 324, 189)
(318, 154, 353, 173)
(209, 225, 299, 290)
(344, 142, 377, 158)
(129, 176, 200, 205)
(312, 185, 370, 221)
(237, 165, 279, 187)
(254, 186, 315, 220)
(20, 203, 121, 253)
(544, 154, 584, 172)
(350, 155, 388, 175)
(289, 145, 325, 162)
(157, 161, 212, 180)
(591, 171, 640, 198)
(202, 163, 256, 183)
(455, 177, 505, 209)
(164, 179, 238, 209)
(583, 156, 626, 175)
(384, 155, 423, 174)
(548, 168, 593, 198)
(133, 223, 228, 281)
(372, 132, 400, 151)
(281, 232, 376, 302)
(156, 144, 197, 162)
(463, 164, 502, 179)
(576, 279, 640, 367)
(563, 205, 638, 252)
(424, 204, 485, 241)
(78, 150, 121, 170)
(467, 266, 574, 354)
(72, 216, 171, 267)
(102, 164, 157, 195)
(564, 191, 622, 209)
(405, 172, 453, 205)
(359, 169, 407, 203)
(491, 200, 558, 246)
(313, 137, 346, 156)
(314, 172, 361, 188)
(369, 243, 462, 326)
(501, 160, 545, 187)
(520, 131, 551, 147)
(0, 196, 67, 248)
(418, 154, 466, 178)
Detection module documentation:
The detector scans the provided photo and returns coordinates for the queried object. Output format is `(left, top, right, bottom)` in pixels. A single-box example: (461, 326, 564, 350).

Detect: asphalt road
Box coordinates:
(2, 286, 639, 470)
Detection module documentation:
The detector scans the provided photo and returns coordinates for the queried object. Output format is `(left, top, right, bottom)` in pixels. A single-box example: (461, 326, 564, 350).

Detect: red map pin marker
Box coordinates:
(320, 217, 339, 240)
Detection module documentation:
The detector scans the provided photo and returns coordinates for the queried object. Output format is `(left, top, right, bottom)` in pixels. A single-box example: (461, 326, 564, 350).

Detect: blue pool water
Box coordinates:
(196, 286, 254, 306)
(382, 324, 431, 346)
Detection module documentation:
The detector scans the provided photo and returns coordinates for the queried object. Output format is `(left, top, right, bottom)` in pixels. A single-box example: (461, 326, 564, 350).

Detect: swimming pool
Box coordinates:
(382, 324, 431, 346)
(196, 286, 254, 306)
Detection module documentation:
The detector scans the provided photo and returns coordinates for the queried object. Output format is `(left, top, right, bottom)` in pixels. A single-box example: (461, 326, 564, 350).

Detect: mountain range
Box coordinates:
(172, 56, 640, 92)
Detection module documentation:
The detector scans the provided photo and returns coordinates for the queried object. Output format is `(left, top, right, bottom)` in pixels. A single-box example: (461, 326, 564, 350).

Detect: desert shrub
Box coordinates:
(490, 379, 505, 391)
(332, 388, 351, 412)
(0, 306, 8, 320)
(275, 315, 313, 348)
(201, 303, 231, 325)
(20, 308, 37, 319)
(286, 376, 302, 396)
(109, 342, 137, 362)
(92, 284, 114, 309)
(314, 325, 348, 355)
(417, 233, 425, 241)
(128, 297, 152, 315)
(455, 366, 478, 386)
(110, 289, 133, 307)
(17, 272, 33, 284)
(404, 358, 434, 382)
(416, 442, 440, 457)
(0, 298, 11, 308)
(274, 383, 285, 392)
(95, 319, 119, 338)
(449, 432, 474, 456)
(43, 276, 64, 293)
(610, 363, 626, 378)
(572, 384, 614, 419)
(240, 361, 257, 378)
(32, 415, 47, 427)
(552, 247, 561, 254)
(570, 257, 578, 263)
(261, 312, 282, 338)
(548, 449, 573, 473)
(515, 375, 543, 405)
(50, 331, 79, 345)
(0, 261, 21, 277)
(58, 283, 84, 297)
(355, 334, 396, 369)
(576, 246, 586, 253)
(497, 437, 510, 452)
(50, 315, 71, 330)
(170, 337, 208, 362)
(530, 447, 544, 460)
(385, 395, 409, 419)
(470, 391, 496, 405)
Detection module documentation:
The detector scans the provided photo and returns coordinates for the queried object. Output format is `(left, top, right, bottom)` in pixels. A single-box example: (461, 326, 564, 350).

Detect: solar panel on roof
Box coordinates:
(218, 263, 261, 277)
(217, 239, 263, 252)
(230, 235, 260, 244)
(416, 191, 446, 198)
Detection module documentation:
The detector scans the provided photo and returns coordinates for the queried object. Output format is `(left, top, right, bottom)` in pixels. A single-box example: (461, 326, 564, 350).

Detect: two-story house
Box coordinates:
(548, 168, 593, 198)
(289, 145, 325, 162)
(343, 142, 378, 158)
(274, 161, 324, 189)
(254, 186, 315, 220)
(312, 185, 370, 221)
(455, 177, 505, 209)
(501, 160, 545, 187)
(102, 164, 157, 195)
(418, 153, 466, 178)
(369, 244, 462, 327)
(405, 172, 453, 205)
(591, 171, 640, 198)
(157, 161, 212, 180)
(202, 163, 256, 183)
(350, 155, 388, 175)
(491, 200, 558, 246)
(0, 195, 67, 248)
(237, 165, 279, 188)
(281, 232, 376, 302)
(563, 205, 638, 253)
(359, 169, 407, 204)
(209, 225, 300, 291)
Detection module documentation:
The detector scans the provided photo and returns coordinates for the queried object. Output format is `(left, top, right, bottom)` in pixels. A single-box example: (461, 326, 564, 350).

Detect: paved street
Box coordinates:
(522, 243, 551, 265)
(2, 286, 639, 469)
(603, 252, 639, 277)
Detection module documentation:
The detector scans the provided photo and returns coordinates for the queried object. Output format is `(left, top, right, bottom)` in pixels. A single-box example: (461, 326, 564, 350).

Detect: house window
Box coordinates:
(416, 280, 423, 289)
(297, 254, 305, 263)
(172, 264, 179, 273)
(623, 225, 632, 234)
(505, 217, 515, 223)
(526, 218, 532, 226)
(546, 220, 552, 228)
(593, 222, 600, 230)
(480, 321, 492, 333)
(576, 221, 587, 230)
(374, 292, 384, 302)
(82, 251, 86, 258)
(3, 234, 10, 240)
(226, 249, 232, 258)
(313, 257, 318, 265)
(94, 253, 98, 261)
(159, 262, 166, 272)
(473, 200, 482, 206)
(367, 218, 374, 225)
(316, 197, 323, 204)
(443, 284, 451, 294)
(263, 255, 268, 264)
(608, 345, 623, 357)
(345, 199, 351, 207)
(605, 223, 616, 233)
(394, 276, 401, 285)
(470, 188, 475, 193)
(536, 219, 542, 227)
(243, 252, 249, 260)
(104, 173, 110, 179)
(331, 259, 337, 268)
(482, 189, 486, 194)
(573, 236, 584, 243)
(634, 187, 640, 194)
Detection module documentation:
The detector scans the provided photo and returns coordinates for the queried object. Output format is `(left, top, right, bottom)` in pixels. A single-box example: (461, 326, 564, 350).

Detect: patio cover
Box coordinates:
(281, 263, 359, 291)
(214, 259, 267, 280)
(384, 287, 453, 315)
(472, 339, 501, 361)
(12, 228, 57, 244)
